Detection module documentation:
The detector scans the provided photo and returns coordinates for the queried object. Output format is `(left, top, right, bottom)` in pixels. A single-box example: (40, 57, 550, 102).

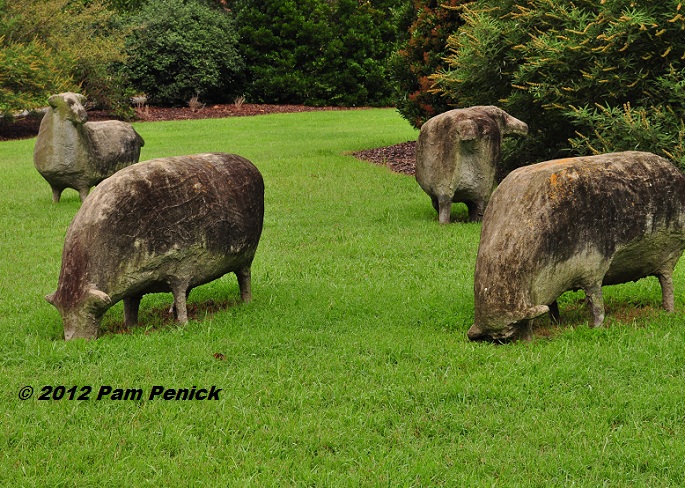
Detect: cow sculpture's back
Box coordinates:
(34, 92, 144, 202)
(46, 153, 264, 340)
(468, 151, 685, 342)
(415, 106, 528, 223)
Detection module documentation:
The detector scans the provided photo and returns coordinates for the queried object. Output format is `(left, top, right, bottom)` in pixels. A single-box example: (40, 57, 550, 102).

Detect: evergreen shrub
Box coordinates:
(228, 0, 411, 107)
(123, 0, 243, 106)
(432, 0, 685, 171)
(391, 0, 465, 128)
(0, 40, 74, 117)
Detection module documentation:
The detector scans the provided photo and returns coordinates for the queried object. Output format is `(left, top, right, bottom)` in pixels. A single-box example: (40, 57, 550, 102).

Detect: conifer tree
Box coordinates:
(433, 0, 685, 170)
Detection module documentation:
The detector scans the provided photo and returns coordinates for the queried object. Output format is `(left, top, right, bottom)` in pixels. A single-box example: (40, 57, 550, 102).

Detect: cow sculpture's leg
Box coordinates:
(658, 272, 675, 312)
(169, 289, 190, 318)
(466, 200, 485, 223)
(171, 284, 190, 324)
(430, 196, 439, 213)
(124, 296, 141, 326)
(78, 187, 90, 202)
(584, 282, 605, 327)
(518, 320, 534, 341)
(237, 267, 252, 303)
(51, 186, 63, 203)
(437, 195, 452, 224)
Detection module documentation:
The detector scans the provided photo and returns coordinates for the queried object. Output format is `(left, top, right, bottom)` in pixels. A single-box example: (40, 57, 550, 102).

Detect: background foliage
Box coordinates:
(431, 0, 685, 171)
(0, 0, 415, 112)
(4, 0, 685, 170)
(0, 0, 129, 117)
(121, 0, 243, 106)
(391, 0, 465, 128)
(227, 0, 412, 106)
(0, 38, 74, 117)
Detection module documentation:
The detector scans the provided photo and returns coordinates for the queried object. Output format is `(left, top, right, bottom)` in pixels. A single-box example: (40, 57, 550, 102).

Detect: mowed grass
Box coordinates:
(2, 108, 685, 486)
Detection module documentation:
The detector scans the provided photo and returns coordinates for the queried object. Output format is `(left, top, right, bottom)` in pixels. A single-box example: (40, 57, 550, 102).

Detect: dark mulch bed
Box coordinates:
(0, 113, 47, 142)
(1, 103, 416, 175)
(0, 109, 130, 142)
(133, 103, 358, 122)
(352, 140, 416, 176)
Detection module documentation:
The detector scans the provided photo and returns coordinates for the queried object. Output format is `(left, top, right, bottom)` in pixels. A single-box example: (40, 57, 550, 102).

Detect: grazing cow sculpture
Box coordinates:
(34, 92, 144, 202)
(46, 153, 265, 340)
(468, 151, 685, 342)
(415, 106, 528, 223)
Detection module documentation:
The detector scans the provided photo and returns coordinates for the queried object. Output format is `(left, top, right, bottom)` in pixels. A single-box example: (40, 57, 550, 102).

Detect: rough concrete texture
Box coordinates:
(34, 92, 144, 202)
(468, 151, 685, 342)
(415, 106, 528, 224)
(46, 153, 265, 340)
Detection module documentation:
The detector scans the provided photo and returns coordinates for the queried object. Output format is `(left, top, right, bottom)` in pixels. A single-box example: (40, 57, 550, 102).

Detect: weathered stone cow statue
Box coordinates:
(46, 153, 264, 341)
(34, 92, 144, 202)
(467, 151, 685, 342)
(416, 106, 528, 223)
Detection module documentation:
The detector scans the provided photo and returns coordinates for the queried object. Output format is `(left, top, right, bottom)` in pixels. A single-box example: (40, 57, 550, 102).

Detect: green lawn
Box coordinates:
(2, 109, 685, 486)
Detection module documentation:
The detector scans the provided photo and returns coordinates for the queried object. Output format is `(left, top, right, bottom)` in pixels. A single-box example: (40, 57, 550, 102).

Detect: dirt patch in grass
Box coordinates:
(133, 103, 362, 122)
(532, 298, 662, 339)
(105, 297, 242, 337)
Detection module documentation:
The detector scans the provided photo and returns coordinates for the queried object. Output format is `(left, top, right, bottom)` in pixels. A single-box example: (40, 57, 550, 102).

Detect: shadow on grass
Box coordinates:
(532, 296, 664, 340)
(101, 297, 243, 338)
(413, 202, 471, 223)
(449, 204, 471, 223)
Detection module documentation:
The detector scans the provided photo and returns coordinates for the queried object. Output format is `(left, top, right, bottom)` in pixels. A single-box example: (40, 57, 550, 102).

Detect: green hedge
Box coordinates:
(122, 0, 243, 106)
(0, 0, 128, 117)
(228, 0, 411, 107)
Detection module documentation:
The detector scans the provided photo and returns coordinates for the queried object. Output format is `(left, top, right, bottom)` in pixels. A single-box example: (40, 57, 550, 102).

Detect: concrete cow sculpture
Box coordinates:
(468, 151, 685, 342)
(415, 106, 528, 224)
(34, 92, 144, 202)
(46, 153, 264, 340)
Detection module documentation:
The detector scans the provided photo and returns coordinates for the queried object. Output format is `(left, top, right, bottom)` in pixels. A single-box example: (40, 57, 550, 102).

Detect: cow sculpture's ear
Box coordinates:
(86, 289, 112, 311)
(48, 95, 60, 109)
(45, 292, 57, 306)
(76, 93, 87, 105)
(455, 119, 479, 141)
(522, 305, 549, 320)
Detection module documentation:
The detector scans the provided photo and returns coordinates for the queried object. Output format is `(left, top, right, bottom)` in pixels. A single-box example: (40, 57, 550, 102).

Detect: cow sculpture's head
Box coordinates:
(480, 106, 529, 138)
(45, 287, 110, 341)
(467, 305, 549, 343)
(48, 92, 88, 125)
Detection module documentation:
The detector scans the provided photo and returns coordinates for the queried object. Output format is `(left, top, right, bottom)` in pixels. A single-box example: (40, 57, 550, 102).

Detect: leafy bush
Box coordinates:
(226, 0, 326, 105)
(391, 0, 465, 128)
(103, 0, 146, 13)
(122, 0, 243, 106)
(0, 0, 128, 117)
(0, 39, 74, 117)
(311, 0, 408, 106)
(568, 102, 685, 169)
(228, 0, 411, 106)
(567, 64, 685, 168)
(432, 0, 685, 171)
